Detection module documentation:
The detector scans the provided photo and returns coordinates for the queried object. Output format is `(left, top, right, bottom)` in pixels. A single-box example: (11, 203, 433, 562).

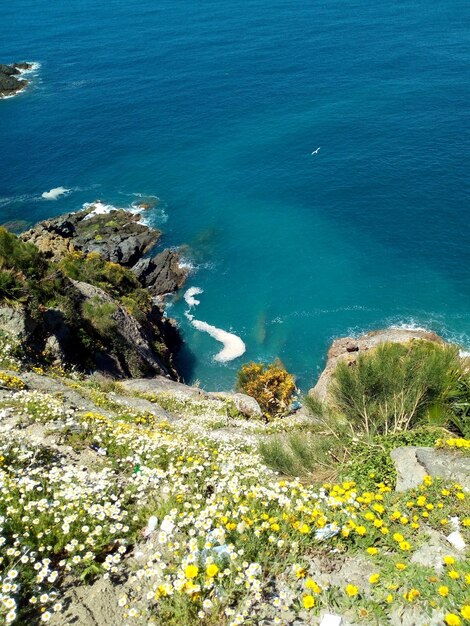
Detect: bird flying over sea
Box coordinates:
(311, 147, 321, 154)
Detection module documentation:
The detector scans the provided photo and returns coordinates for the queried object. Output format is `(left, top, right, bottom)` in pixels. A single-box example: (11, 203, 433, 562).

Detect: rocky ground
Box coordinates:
(0, 62, 32, 98)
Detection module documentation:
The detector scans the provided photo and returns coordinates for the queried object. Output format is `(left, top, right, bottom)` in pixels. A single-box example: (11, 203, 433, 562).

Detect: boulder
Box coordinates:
(309, 328, 444, 401)
(391, 446, 470, 491)
(208, 391, 263, 418)
(49, 577, 125, 626)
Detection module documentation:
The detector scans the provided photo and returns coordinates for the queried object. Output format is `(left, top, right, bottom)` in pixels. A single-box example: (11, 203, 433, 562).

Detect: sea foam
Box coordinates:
(41, 186, 71, 200)
(183, 287, 246, 362)
(191, 319, 246, 362)
(82, 199, 150, 225)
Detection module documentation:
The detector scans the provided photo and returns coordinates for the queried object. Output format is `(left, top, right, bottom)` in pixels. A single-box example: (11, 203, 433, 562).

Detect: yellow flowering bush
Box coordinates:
(237, 361, 296, 420)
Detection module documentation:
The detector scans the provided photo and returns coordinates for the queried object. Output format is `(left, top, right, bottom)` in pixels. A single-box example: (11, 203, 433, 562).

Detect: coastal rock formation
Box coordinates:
(132, 248, 188, 295)
(309, 328, 443, 401)
(22, 209, 160, 267)
(0, 62, 32, 98)
(22, 208, 189, 296)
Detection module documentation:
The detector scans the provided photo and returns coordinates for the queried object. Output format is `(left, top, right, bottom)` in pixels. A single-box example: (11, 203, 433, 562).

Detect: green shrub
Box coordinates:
(445, 371, 470, 437)
(82, 297, 118, 335)
(237, 361, 296, 421)
(60, 251, 140, 298)
(331, 341, 461, 437)
(342, 426, 449, 489)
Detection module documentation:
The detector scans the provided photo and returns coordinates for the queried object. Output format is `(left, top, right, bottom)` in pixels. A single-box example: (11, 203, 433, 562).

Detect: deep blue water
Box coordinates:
(1, 0, 470, 390)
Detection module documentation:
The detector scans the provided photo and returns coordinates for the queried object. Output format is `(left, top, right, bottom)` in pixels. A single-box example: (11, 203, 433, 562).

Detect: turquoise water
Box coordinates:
(1, 0, 469, 389)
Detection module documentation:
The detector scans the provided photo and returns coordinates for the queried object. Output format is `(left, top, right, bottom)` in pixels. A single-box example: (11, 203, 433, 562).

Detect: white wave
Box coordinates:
(82, 199, 154, 225)
(17, 61, 41, 75)
(183, 286, 245, 361)
(179, 259, 195, 274)
(390, 321, 430, 333)
(82, 200, 119, 218)
(184, 287, 203, 307)
(190, 318, 246, 362)
(41, 186, 71, 200)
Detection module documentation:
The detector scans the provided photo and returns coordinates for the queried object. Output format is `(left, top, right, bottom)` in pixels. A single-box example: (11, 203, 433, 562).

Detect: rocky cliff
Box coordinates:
(1, 207, 188, 379)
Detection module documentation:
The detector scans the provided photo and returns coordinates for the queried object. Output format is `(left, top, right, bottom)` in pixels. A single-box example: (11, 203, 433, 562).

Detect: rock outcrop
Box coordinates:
(21, 208, 189, 297)
(391, 446, 470, 492)
(0, 62, 32, 98)
(309, 328, 444, 401)
(22, 209, 160, 267)
(132, 248, 187, 295)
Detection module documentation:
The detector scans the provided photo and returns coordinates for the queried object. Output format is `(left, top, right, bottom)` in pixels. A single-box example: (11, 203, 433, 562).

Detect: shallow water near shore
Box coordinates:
(1, 0, 469, 390)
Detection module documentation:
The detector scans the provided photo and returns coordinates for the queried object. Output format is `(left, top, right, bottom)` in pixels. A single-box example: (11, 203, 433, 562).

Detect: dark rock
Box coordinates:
(0, 64, 19, 76)
(132, 248, 188, 295)
(71, 280, 180, 379)
(21, 209, 161, 267)
(0, 62, 31, 98)
(14, 62, 32, 71)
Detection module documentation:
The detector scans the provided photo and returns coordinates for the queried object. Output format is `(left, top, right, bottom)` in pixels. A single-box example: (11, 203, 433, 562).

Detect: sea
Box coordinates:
(1, 0, 469, 390)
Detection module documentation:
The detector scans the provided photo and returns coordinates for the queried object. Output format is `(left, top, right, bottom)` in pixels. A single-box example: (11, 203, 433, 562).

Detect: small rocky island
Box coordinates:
(0, 62, 34, 98)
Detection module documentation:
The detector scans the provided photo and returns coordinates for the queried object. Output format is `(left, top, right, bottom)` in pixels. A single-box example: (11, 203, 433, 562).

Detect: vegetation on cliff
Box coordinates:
(0, 227, 179, 378)
(260, 340, 470, 489)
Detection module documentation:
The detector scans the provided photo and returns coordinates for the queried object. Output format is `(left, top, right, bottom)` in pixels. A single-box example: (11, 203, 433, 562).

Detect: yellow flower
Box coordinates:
(206, 563, 219, 578)
(369, 573, 380, 584)
(366, 547, 378, 555)
(184, 565, 199, 579)
(393, 532, 404, 542)
(386, 594, 393, 603)
(448, 570, 460, 580)
(456, 492, 465, 501)
(395, 563, 407, 571)
(438, 586, 449, 597)
(299, 523, 310, 534)
(295, 566, 307, 579)
(305, 579, 321, 594)
(444, 614, 461, 626)
(461, 606, 470, 620)
(355, 525, 367, 536)
(345, 584, 359, 597)
(404, 589, 420, 602)
(399, 541, 411, 551)
(303, 595, 315, 609)
(443, 556, 455, 565)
